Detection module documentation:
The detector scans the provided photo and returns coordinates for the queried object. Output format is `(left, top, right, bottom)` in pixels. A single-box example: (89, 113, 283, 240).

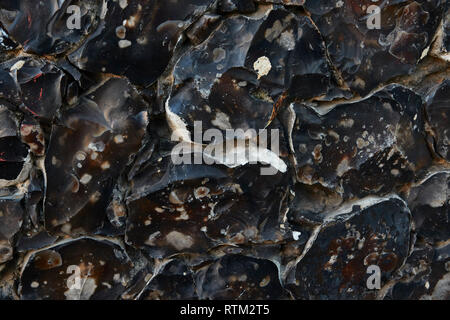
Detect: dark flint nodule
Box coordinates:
(0, 0, 448, 300)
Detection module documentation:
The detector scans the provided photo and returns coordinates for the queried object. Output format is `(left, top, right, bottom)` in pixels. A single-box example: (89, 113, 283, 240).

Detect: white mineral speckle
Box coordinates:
(115, 26, 126, 39)
(278, 30, 295, 51)
(75, 152, 86, 161)
(212, 48, 226, 63)
(253, 56, 272, 79)
(80, 174, 92, 185)
(264, 20, 283, 42)
(339, 118, 354, 128)
(136, 36, 147, 45)
(165, 231, 194, 250)
(169, 191, 184, 205)
(88, 141, 105, 152)
(118, 40, 132, 48)
(259, 275, 271, 287)
(10, 60, 25, 71)
(211, 111, 232, 130)
(119, 0, 128, 9)
(356, 137, 369, 149)
(194, 186, 210, 199)
(114, 135, 124, 144)
(337, 158, 350, 177)
(292, 231, 301, 241)
(101, 161, 110, 170)
(145, 231, 161, 246)
(61, 223, 71, 234)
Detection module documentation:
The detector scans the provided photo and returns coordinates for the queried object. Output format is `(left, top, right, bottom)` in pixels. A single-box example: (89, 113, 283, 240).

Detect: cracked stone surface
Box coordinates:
(0, 0, 448, 300)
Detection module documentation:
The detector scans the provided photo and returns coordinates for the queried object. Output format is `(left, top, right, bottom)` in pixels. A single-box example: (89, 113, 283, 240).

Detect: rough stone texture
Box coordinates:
(0, 0, 448, 300)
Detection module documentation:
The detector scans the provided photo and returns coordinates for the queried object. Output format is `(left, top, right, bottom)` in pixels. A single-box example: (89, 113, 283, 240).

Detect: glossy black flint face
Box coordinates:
(0, 0, 448, 301)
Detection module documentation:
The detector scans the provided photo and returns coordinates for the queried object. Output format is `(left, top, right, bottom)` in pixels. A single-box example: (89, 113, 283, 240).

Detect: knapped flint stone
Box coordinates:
(0, 57, 65, 120)
(126, 159, 291, 259)
(16, 231, 58, 253)
(405, 172, 449, 244)
(287, 182, 343, 229)
(19, 238, 136, 300)
(139, 259, 197, 300)
(218, 0, 256, 14)
(69, 0, 214, 86)
(0, 104, 29, 183)
(425, 80, 450, 161)
(0, 197, 23, 264)
(289, 85, 432, 198)
(20, 116, 45, 156)
(304, 0, 445, 95)
(167, 7, 337, 140)
(430, 3, 450, 60)
(444, 5, 450, 52)
(44, 78, 148, 235)
(288, 198, 411, 299)
(0, 25, 16, 52)
(195, 254, 289, 299)
(0, 0, 101, 55)
(23, 167, 45, 228)
(388, 243, 450, 299)
(0, 103, 17, 138)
